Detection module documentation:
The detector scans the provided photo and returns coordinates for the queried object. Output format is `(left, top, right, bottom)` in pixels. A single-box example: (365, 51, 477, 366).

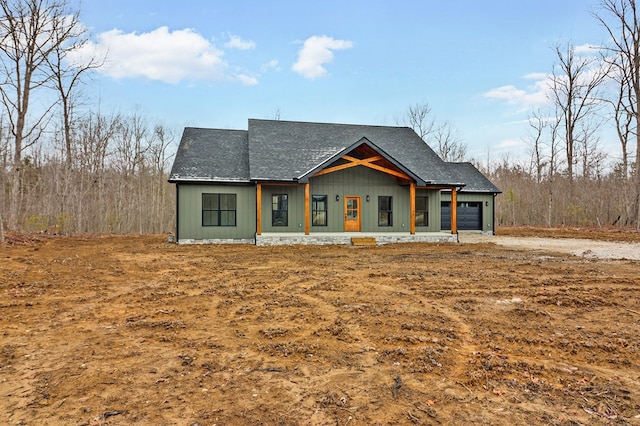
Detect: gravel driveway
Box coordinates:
(458, 232, 640, 260)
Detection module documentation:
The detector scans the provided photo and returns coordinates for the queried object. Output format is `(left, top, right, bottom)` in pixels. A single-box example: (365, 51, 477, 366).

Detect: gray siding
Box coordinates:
(307, 167, 441, 232)
(177, 167, 453, 242)
(260, 185, 306, 232)
(177, 184, 256, 240)
(441, 192, 495, 233)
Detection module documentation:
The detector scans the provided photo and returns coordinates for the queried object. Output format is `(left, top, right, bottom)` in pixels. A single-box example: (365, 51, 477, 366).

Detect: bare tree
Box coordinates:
(527, 110, 548, 183)
(149, 124, 175, 232)
(400, 102, 468, 161)
(404, 102, 435, 141)
(46, 9, 102, 168)
(596, 0, 640, 227)
(432, 120, 467, 162)
(548, 43, 608, 185)
(604, 53, 634, 180)
(0, 0, 83, 228)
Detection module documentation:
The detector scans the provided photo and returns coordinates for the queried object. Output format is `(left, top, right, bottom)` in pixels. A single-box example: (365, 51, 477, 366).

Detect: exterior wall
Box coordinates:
(260, 167, 441, 233)
(260, 185, 306, 233)
(175, 167, 458, 243)
(441, 191, 495, 233)
(176, 183, 256, 241)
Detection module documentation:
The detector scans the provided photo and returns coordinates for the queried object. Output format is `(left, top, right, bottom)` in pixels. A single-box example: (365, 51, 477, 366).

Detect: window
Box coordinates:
(415, 195, 428, 226)
(312, 195, 328, 226)
(272, 194, 288, 226)
(202, 193, 236, 226)
(378, 196, 393, 226)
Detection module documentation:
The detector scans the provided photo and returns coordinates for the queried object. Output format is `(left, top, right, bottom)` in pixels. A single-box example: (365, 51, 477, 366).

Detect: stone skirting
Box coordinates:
(177, 238, 255, 245)
(176, 233, 459, 246)
(255, 233, 458, 246)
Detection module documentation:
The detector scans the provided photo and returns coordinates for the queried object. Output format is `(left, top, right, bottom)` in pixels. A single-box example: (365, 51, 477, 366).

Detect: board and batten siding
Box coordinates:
(440, 191, 495, 233)
(306, 167, 441, 233)
(177, 183, 256, 240)
(260, 185, 306, 233)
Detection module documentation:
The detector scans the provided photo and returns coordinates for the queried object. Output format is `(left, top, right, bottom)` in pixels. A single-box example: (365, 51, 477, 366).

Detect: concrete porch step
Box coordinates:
(351, 237, 377, 246)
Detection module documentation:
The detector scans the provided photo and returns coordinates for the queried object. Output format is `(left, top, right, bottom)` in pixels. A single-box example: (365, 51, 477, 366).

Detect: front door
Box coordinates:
(344, 196, 361, 232)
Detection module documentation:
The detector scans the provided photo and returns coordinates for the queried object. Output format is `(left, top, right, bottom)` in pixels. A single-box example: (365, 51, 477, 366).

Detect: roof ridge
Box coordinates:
(248, 118, 411, 130)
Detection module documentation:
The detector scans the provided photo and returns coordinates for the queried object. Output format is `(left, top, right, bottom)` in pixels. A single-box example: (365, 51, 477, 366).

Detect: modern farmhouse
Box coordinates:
(168, 119, 500, 245)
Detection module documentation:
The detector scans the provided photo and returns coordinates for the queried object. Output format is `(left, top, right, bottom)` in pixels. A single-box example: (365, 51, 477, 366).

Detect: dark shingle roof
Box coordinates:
(169, 127, 250, 182)
(447, 162, 501, 193)
(248, 119, 456, 185)
(168, 120, 497, 190)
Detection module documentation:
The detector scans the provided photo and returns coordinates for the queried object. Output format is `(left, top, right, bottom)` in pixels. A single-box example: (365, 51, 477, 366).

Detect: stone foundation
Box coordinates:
(176, 233, 459, 246)
(177, 238, 255, 245)
(255, 233, 458, 246)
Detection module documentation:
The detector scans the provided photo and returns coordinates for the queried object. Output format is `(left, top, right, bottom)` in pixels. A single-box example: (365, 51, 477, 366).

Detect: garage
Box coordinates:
(441, 201, 482, 231)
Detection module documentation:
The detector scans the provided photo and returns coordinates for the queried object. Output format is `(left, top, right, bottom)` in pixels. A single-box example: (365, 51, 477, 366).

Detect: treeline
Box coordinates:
(484, 159, 635, 228)
(2, 0, 640, 235)
(0, 112, 175, 236)
(481, 0, 640, 230)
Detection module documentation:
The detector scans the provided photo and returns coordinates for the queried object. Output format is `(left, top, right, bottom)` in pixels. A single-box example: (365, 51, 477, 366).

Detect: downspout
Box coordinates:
(255, 183, 262, 245)
(451, 186, 458, 240)
(175, 183, 180, 243)
(492, 193, 497, 236)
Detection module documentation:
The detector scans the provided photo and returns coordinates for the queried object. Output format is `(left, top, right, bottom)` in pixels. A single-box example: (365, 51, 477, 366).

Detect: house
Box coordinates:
(168, 119, 500, 245)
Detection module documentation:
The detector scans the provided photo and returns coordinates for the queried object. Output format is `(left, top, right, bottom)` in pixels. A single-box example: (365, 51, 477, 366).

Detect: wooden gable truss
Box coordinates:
(255, 143, 458, 236)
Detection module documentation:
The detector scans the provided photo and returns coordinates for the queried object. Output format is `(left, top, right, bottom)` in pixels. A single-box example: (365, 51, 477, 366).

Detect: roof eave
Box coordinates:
(168, 176, 252, 184)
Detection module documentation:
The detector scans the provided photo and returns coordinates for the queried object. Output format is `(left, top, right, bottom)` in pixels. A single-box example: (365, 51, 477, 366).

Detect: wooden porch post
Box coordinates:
(451, 187, 457, 234)
(409, 183, 416, 235)
(256, 183, 262, 236)
(304, 183, 310, 235)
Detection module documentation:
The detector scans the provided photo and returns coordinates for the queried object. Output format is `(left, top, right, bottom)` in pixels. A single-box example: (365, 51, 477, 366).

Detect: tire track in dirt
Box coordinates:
(422, 299, 479, 382)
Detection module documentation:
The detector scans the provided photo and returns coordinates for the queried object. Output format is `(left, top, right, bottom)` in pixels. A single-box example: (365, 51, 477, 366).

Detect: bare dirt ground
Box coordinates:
(1, 227, 639, 425)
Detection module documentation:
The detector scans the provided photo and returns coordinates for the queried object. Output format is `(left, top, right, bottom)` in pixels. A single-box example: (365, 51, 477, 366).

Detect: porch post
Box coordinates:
(451, 187, 457, 234)
(304, 183, 310, 235)
(409, 183, 416, 235)
(256, 183, 262, 236)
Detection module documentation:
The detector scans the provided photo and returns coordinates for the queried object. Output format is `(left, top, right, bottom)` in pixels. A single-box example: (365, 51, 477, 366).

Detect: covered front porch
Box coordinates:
(255, 231, 458, 246)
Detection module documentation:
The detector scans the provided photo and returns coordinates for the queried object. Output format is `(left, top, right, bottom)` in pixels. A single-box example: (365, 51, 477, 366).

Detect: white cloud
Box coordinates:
(224, 34, 256, 50)
(484, 73, 550, 109)
(261, 59, 280, 72)
(292, 35, 353, 79)
(574, 43, 600, 54)
(496, 138, 525, 149)
(231, 74, 258, 86)
(69, 26, 249, 84)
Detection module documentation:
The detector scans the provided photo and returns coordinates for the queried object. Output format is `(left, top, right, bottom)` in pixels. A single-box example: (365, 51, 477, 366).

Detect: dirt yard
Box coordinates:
(1, 228, 639, 425)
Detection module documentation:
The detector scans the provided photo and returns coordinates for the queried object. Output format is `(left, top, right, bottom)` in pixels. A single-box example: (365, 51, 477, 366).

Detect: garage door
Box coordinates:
(441, 201, 482, 231)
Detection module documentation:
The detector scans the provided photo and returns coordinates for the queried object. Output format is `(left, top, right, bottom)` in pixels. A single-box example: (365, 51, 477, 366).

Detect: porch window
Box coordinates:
(378, 196, 393, 226)
(415, 195, 428, 226)
(312, 195, 328, 226)
(272, 194, 288, 226)
(202, 193, 236, 226)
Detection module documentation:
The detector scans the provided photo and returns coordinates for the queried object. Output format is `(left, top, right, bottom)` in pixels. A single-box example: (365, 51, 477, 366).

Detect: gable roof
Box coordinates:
(247, 119, 457, 185)
(169, 119, 497, 192)
(169, 127, 250, 183)
(446, 162, 501, 193)
(299, 137, 423, 184)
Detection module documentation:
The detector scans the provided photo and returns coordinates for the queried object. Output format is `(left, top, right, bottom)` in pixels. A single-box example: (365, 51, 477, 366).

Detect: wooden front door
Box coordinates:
(344, 196, 361, 232)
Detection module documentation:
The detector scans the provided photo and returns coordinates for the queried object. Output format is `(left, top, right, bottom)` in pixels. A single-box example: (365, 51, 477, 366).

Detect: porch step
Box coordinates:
(351, 237, 377, 246)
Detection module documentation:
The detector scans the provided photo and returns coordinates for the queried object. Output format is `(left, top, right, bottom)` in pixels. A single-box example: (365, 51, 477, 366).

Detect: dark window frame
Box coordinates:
(415, 195, 428, 227)
(312, 195, 328, 226)
(378, 196, 393, 227)
(202, 193, 237, 227)
(272, 194, 288, 226)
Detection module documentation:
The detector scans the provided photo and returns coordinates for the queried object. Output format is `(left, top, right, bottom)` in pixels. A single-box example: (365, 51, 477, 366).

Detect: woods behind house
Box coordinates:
(1, 0, 639, 235)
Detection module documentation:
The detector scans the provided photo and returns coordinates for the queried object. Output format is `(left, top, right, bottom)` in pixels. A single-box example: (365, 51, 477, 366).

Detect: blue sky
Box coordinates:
(75, 0, 608, 162)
